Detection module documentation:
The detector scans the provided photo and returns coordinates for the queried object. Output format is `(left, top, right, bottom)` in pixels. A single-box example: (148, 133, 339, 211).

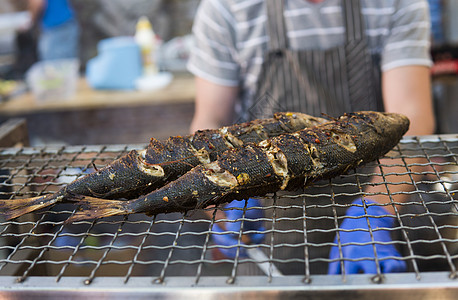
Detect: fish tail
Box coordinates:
(66, 195, 130, 223)
(0, 194, 61, 220)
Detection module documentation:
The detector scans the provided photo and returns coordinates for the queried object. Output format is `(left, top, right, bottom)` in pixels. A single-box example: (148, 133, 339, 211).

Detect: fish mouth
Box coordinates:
(354, 111, 410, 135)
(380, 112, 410, 132)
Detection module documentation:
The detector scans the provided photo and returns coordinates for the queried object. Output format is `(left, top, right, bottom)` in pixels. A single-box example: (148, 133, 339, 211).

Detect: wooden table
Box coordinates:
(0, 73, 196, 145)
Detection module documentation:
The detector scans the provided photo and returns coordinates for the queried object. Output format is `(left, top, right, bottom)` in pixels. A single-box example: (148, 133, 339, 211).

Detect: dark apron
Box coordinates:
(238, 0, 383, 276)
(244, 0, 383, 121)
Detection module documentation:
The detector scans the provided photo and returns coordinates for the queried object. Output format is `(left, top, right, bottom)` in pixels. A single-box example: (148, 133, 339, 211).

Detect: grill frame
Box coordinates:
(0, 135, 457, 297)
(0, 273, 457, 299)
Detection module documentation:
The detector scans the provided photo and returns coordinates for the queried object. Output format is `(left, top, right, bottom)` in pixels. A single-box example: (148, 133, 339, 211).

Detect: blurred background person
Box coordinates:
(27, 0, 79, 61)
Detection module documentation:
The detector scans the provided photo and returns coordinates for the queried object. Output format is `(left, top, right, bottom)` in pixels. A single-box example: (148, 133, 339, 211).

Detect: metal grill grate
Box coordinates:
(0, 135, 457, 295)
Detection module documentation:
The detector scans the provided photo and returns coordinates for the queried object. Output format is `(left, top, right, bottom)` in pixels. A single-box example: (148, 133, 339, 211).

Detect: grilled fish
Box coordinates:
(68, 111, 410, 222)
(0, 112, 326, 220)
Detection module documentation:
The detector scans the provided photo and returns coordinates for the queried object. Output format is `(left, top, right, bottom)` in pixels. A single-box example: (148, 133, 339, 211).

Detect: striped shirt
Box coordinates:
(187, 0, 432, 98)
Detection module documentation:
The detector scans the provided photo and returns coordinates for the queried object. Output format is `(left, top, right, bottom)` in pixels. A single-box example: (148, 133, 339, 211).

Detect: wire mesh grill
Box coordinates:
(0, 136, 457, 287)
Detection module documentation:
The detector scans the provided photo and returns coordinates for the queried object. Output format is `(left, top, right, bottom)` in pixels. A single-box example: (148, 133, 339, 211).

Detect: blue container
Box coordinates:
(86, 37, 142, 90)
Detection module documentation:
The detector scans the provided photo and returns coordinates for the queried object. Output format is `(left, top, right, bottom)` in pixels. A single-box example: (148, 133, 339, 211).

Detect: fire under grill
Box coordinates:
(0, 135, 457, 298)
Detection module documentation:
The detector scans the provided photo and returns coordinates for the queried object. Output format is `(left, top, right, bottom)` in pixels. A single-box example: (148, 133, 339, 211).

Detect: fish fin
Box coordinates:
(66, 195, 129, 223)
(0, 194, 60, 220)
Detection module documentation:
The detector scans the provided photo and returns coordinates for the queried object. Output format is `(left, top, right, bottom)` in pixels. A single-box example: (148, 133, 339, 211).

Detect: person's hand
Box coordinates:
(211, 198, 265, 259)
(328, 198, 407, 274)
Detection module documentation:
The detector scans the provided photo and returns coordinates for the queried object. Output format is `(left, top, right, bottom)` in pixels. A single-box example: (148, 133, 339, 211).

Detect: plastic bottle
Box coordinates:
(135, 16, 157, 75)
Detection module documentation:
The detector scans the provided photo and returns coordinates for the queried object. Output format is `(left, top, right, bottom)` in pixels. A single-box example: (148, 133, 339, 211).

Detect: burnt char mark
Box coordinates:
(225, 124, 268, 145)
(258, 121, 290, 139)
(138, 166, 229, 214)
(217, 146, 282, 187)
(272, 113, 298, 131)
(311, 116, 369, 169)
(67, 150, 155, 199)
(271, 134, 313, 177)
(164, 136, 202, 175)
(144, 137, 170, 164)
(190, 129, 230, 161)
(288, 111, 404, 181)
(273, 112, 327, 132)
(191, 113, 328, 161)
(269, 113, 365, 181)
(348, 111, 378, 124)
(262, 112, 327, 138)
(223, 113, 296, 144)
(259, 117, 295, 139)
(296, 129, 331, 148)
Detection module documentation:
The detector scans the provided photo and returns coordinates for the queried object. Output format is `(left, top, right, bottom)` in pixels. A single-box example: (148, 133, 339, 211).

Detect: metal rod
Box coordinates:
(154, 214, 186, 284)
(226, 199, 249, 284)
(302, 192, 311, 283)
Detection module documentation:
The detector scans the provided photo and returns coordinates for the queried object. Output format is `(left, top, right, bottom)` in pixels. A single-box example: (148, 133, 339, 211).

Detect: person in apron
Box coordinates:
(187, 0, 435, 275)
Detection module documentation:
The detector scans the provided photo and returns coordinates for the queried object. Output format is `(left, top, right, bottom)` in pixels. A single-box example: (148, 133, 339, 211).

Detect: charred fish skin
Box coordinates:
(0, 112, 327, 220)
(283, 111, 409, 187)
(134, 167, 228, 215)
(129, 145, 282, 215)
(188, 112, 327, 161)
(167, 111, 409, 210)
(81, 112, 327, 197)
(140, 112, 327, 188)
(63, 149, 165, 200)
(116, 111, 327, 195)
(68, 111, 409, 222)
(224, 112, 326, 145)
(70, 167, 230, 221)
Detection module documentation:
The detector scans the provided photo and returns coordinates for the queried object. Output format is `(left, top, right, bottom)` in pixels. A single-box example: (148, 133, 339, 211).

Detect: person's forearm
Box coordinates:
(367, 65, 435, 213)
(190, 77, 239, 132)
(382, 65, 435, 136)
